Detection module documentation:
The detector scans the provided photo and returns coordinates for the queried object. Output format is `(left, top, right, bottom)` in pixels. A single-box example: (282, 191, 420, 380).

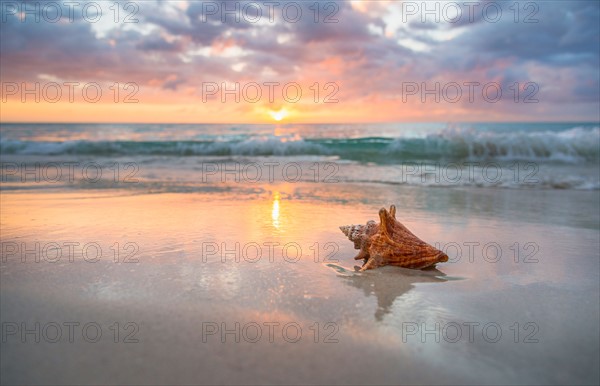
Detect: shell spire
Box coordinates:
(339, 205, 448, 271)
(339, 225, 355, 238)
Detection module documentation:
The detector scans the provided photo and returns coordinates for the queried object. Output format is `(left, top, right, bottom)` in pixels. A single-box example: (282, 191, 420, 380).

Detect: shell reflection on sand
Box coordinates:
(327, 263, 448, 321)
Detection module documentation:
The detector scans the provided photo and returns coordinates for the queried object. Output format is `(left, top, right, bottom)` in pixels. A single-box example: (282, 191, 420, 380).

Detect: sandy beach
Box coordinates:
(2, 183, 598, 385)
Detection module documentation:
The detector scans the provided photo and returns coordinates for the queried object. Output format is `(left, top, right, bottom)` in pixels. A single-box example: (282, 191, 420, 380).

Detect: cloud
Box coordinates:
(1, 0, 598, 121)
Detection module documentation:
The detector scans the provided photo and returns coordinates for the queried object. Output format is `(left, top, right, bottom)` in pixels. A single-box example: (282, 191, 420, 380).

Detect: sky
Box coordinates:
(1, 0, 599, 123)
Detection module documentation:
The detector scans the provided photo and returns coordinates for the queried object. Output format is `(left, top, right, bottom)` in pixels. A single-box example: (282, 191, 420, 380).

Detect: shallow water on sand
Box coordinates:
(1, 184, 599, 385)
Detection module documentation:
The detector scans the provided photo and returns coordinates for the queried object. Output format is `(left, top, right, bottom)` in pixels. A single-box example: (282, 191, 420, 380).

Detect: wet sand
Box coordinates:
(1, 184, 599, 385)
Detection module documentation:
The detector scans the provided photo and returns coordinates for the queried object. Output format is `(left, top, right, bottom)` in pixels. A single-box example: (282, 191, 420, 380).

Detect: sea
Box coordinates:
(1, 122, 599, 191)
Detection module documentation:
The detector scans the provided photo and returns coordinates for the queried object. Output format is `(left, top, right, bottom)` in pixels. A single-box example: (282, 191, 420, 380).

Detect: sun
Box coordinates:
(269, 108, 288, 121)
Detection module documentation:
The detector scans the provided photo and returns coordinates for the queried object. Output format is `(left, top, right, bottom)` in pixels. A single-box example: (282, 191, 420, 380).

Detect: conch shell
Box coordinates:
(340, 205, 448, 271)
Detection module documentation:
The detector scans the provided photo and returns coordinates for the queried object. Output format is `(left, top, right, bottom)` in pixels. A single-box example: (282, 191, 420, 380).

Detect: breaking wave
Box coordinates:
(2, 126, 598, 164)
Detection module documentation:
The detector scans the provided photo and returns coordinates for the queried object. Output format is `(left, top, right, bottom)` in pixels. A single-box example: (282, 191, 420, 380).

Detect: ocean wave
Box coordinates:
(406, 126, 600, 163)
(2, 126, 598, 164)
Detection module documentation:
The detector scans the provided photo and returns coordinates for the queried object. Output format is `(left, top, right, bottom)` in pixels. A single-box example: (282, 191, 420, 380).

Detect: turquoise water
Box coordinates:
(1, 122, 598, 161)
(1, 122, 599, 190)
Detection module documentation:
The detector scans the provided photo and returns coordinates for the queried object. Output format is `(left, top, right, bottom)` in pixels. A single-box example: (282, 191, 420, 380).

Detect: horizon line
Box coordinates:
(2, 120, 599, 125)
